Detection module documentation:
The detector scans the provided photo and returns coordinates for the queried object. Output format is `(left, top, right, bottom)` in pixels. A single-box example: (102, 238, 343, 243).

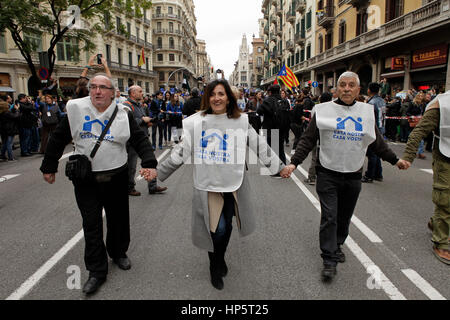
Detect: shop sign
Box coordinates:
(412, 44, 448, 69)
(391, 57, 404, 70)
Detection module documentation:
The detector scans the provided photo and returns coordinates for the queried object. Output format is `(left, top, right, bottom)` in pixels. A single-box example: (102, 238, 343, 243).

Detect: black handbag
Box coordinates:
(65, 106, 118, 182)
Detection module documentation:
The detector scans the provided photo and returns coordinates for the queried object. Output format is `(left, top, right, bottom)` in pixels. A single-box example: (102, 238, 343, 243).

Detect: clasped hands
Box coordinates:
(140, 168, 158, 181)
(279, 159, 412, 180)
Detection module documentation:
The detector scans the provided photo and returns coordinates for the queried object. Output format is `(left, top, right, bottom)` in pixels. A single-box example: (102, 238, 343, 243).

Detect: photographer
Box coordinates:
(40, 74, 158, 295)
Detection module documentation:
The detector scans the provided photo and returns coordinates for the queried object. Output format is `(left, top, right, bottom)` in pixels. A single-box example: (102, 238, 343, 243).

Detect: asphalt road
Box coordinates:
(0, 137, 448, 301)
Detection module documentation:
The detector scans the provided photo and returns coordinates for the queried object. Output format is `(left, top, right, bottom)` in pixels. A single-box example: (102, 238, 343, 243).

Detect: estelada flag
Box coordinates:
(138, 48, 145, 67)
(277, 64, 300, 91)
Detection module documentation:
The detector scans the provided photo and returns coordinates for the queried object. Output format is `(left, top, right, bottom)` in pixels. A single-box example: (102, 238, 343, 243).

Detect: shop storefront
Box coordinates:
(410, 44, 448, 93)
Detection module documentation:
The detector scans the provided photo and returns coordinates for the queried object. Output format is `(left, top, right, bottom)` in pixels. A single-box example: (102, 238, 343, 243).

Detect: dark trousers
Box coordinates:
(127, 145, 157, 192)
(30, 126, 40, 152)
(290, 123, 303, 150)
(316, 169, 362, 266)
(40, 124, 56, 154)
(73, 167, 130, 279)
(266, 128, 286, 165)
(385, 120, 399, 141)
(152, 120, 164, 148)
(365, 148, 382, 179)
(210, 193, 234, 254)
(19, 127, 32, 154)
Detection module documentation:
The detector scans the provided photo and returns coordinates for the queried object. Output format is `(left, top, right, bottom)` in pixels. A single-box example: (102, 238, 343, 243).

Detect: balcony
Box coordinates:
(276, 6, 283, 17)
(286, 10, 296, 24)
(127, 35, 137, 43)
(264, 25, 269, 35)
(296, 0, 306, 14)
(276, 27, 283, 36)
(144, 42, 153, 50)
(109, 61, 157, 77)
(295, 31, 305, 44)
(286, 40, 295, 52)
(153, 29, 183, 36)
(152, 13, 181, 21)
(155, 45, 183, 52)
(350, 0, 370, 10)
(317, 6, 335, 28)
(143, 18, 151, 26)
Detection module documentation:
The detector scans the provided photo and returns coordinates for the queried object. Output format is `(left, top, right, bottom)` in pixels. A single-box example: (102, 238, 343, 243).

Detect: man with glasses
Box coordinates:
(40, 74, 158, 295)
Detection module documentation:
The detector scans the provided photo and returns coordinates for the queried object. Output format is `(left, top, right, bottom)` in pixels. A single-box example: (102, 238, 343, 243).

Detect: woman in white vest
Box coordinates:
(158, 79, 283, 290)
(281, 72, 408, 282)
(400, 90, 450, 265)
(40, 74, 158, 295)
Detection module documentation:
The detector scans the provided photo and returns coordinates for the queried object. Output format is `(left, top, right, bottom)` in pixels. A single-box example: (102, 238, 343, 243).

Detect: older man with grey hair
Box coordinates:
(124, 85, 167, 196)
(281, 71, 409, 282)
(40, 74, 158, 295)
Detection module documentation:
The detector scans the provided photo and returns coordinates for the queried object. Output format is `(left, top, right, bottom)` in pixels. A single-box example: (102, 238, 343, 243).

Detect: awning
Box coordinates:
(380, 71, 405, 79)
(0, 86, 15, 92)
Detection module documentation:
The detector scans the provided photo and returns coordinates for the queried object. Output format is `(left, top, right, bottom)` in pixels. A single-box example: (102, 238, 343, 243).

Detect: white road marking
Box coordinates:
(420, 169, 433, 175)
(7, 151, 168, 300)
(0, 174, 21, 183)
(402, 269, 446, 300)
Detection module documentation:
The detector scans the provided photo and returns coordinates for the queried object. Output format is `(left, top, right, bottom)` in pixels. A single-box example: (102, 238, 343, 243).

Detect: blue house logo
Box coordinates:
(336, 117, 363, 132)
(200, 131, 228, 151)
(83, 116, 111, 134)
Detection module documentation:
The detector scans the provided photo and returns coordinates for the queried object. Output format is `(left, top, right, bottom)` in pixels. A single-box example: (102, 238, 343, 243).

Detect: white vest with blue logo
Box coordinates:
(67, 96, 130, 172)
(182, 112, 249, 192)
(431, 91, 450, 157)
(315, 101, 376, 173)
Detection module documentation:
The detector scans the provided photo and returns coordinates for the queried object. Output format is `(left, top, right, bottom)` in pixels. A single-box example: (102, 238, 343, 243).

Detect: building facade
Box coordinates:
(0, 2, 158, 97)
(261, 0, 450, 94)
(251, 37, 265, 87)
(151, 0, 199, 91)
(196, 39, 213, 89)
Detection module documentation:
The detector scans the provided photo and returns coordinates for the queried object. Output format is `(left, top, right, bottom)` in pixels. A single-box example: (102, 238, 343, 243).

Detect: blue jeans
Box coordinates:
(1, 135, 14, 159)
(418, 140, 425, 155)
(19, 127, 32, 154)
(30, 126, 40, 152)
(211, 193, 234, 248)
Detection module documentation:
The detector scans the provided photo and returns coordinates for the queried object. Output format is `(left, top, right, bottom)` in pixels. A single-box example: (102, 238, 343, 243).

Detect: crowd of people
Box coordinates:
(1, 60, 448, 295)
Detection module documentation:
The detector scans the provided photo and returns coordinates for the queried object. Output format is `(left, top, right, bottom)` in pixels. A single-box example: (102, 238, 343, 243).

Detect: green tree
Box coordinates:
(0, 0, 151, 87)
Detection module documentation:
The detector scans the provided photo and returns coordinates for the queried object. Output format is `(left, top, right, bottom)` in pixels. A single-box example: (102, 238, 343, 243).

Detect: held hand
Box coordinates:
(396, 159, 411, 170)
(280, 164, 296, 178)
(140, 168, 157, 181)
(142, 116, 151, 123)
(43, 173, 56, 184)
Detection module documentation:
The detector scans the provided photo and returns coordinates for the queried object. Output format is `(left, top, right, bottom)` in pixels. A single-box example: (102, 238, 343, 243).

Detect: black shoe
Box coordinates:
(321, 264, 337, 283)
(208, 252, 224, 290)
(374, 177, 383, 182)
(304, 177, 316, 185)
(361, 176, 373, 183)
(128, 189, 141, 196)
(21, 153, 32, 157)
(82, 277, 106, 295)
(149, 186, 167, 194)
(336, 247, 346, 263)
(113, 257, 131, 270)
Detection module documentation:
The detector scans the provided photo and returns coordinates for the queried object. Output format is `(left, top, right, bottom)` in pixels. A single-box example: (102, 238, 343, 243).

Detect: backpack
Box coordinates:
(41, 104, 59, 126)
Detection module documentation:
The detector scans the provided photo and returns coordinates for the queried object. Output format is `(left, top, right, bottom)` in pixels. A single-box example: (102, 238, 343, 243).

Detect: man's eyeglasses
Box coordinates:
(89, 85, 113, 91)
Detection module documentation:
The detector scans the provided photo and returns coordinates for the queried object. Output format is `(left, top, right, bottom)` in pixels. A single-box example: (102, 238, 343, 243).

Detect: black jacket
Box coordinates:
(0, 103, 20, 136)
(257, 95, 281, 129)
(19, 102, 38, 128)
(183, 96, 201, 117)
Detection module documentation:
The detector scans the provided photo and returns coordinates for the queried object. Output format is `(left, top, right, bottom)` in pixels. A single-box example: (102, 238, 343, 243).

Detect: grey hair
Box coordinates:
(338, 71, 360, 86)
(87, 73, 116, 92)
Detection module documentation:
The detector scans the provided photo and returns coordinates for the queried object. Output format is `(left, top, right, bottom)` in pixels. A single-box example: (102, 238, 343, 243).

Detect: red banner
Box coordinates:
(412, 44, 448, 69)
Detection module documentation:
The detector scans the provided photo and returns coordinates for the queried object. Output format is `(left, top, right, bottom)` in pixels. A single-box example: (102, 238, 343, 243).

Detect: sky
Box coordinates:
(194, 0, 263, 79)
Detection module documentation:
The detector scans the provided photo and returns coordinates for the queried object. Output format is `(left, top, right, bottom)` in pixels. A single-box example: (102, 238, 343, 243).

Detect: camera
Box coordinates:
(97, 53, 102, 65)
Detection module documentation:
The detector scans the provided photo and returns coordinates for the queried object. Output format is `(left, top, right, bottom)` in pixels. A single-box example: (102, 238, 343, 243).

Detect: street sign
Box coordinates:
(38, 67, 49, 80)
(312, 81, 319, 88)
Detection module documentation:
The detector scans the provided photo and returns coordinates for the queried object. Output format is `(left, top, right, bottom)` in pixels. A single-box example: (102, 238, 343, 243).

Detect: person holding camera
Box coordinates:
(40, 74, 158, 295)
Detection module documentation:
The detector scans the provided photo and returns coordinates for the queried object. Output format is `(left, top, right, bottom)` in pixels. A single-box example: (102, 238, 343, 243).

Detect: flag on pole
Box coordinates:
(277, 64, 300, 92)
(138, 48, 145, 67)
